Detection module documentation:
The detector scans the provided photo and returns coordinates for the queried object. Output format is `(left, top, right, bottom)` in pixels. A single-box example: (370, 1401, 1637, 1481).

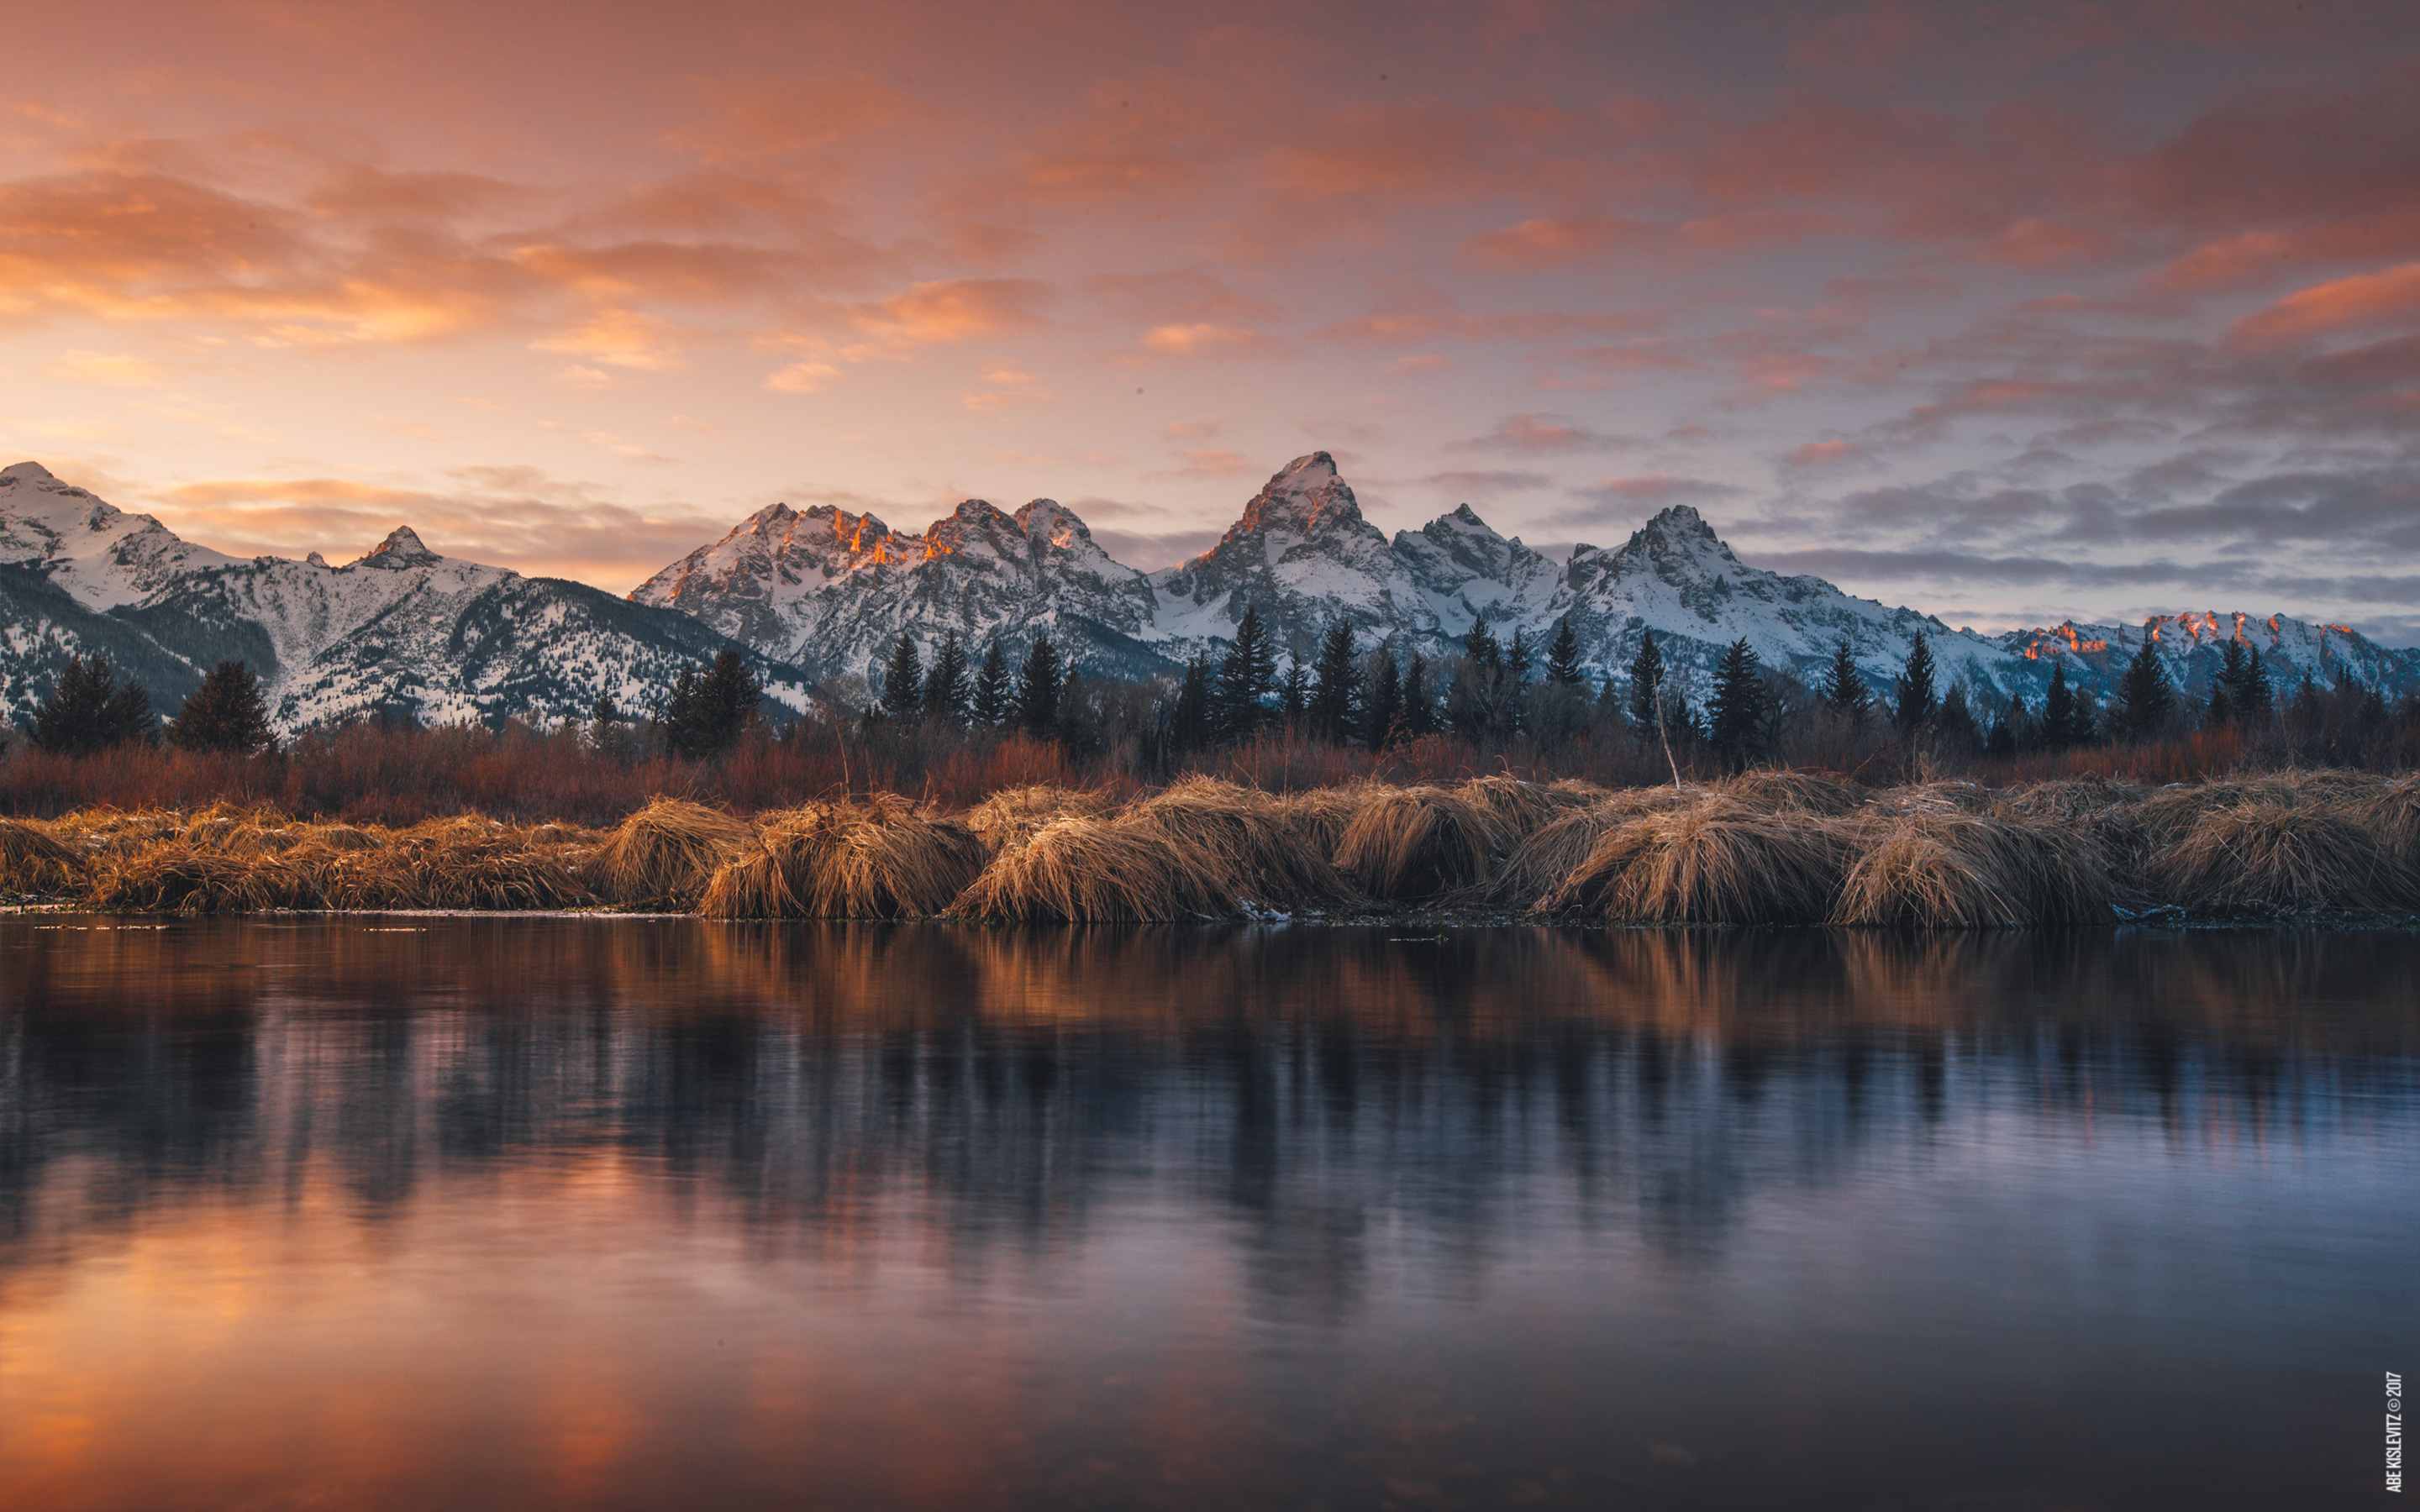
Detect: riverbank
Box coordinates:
(3, 769, 2416, 927)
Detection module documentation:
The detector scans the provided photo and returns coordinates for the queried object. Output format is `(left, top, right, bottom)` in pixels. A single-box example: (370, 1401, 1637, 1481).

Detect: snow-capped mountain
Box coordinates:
(634, 496, 1170, 687)
(0, 462, 813, 732)
(639, 450, 2420, 709)
(1997, 612, 2420, 699)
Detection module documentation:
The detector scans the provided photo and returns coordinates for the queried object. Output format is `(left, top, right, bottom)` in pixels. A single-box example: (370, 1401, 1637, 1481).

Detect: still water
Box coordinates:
(0, 918, 2411, 1511)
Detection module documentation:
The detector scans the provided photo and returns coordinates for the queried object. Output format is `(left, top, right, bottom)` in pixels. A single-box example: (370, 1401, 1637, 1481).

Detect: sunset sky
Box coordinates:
(2, 0, 2416, 640)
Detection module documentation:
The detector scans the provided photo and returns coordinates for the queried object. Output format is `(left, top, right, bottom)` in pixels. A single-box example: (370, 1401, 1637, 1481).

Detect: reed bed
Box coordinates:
(1541, 796, 1856, 926)
(584, 798, 751, 906)
(1332, 785, 1509, 900)
(945, 816, 1236, 922)
(1833, 810, 2114, 928)
(1115, 777, 1356, 910)
(702, 801, 988, 919)
(8, 768, 2416, 924)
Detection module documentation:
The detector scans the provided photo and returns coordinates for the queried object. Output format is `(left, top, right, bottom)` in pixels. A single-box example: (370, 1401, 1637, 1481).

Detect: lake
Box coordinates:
(0, 918, 2411, 1510)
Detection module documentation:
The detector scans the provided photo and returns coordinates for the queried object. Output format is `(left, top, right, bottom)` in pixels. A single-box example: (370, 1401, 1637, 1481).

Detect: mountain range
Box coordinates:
(1, 453, 2412, 734)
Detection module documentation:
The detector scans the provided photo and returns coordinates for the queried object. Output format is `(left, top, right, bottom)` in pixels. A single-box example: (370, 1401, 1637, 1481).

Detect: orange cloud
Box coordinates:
(1139, 323, 1279, 358)
(1786, 439, 1863, 467)
(850, 278, 1050, 346)
(2226, 262, 2420, 349)
(664, 74, 916, 166)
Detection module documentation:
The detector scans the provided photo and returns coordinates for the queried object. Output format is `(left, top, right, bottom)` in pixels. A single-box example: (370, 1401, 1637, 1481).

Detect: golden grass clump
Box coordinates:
(48, 809, 182, 860)
(309, 817, 592, 911)
(963, 785, 1114, 851)
(1332, 785, 1509, 900)
(1540, 796, 1854, 925)
(1116, 776, 1357, 910)
(585, 798, 750, 905)
(2356, 774, 2420, 866)
(0, 818, 86, 896)
(1455, 774, 1586, 837)
(945, 816, 1236, 922)
(1720, 768, 1868, 816)
(87, 843, 318, 913)
(702, 800, 988, 919)
(2144, 799, 2420, 916)
(1833, 810, 2114, 928)
(1271, 785, 1365, 853)
(1485, 788, 1694, 908)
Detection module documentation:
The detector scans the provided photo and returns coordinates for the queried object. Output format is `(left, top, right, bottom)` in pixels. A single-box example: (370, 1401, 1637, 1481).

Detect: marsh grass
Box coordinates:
(2145, 798, 2419, 916)
(1833, 810, 2113, 928)
(1542, 796, 1855, 925)
(0, 818, 85, 895)
(702, 800, 988, 919)
(586, 798, 750, 906)
(964, 785, 1114, 851)
(1333, 785, 1508, 900)
(1116, 777, 1357, 910)
(946, 816, 1236, 922)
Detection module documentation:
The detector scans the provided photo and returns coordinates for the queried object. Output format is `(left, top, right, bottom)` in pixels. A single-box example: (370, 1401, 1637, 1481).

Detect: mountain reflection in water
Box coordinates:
(0, 919, 2412, 1512)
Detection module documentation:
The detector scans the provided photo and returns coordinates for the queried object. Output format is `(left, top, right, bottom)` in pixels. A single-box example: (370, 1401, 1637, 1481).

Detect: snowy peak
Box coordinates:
(1227, 451, 1370, 543)
(1607, 504, 1745, 581)
(362, 525, 443, 569)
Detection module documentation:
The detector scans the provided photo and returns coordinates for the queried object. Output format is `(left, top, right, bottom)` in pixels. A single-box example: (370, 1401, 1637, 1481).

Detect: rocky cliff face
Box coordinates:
(0, 463, 813, 732)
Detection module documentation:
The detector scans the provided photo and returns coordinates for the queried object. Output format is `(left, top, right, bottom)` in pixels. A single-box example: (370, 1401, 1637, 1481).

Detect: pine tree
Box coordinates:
(2214, 638, 2271, 729)
(1400, 654, 1436, 737)
(922, 631, 969, 723)
(972, 639, 1010, 725)
(1307, 619, 1360, 742)
(1014, 636, 1061, 737)
(2042, 662, 2077, 748)
(1894, 633, 1938, 733)
(592, 690, 621, 726)
(1364, 648, 1402, 748)
(1935, 682, 1981, 751)
(1545, 617, 1585, 687)
(1279, 659, 1307, 724)
(34, 654, 156, 755)
(1169, 654, 1213, 752)
(881, 634, 924, 719)
(1504, 627, 1534, 697)
(2112, 643, 2176, 742)
(1707, 638, 1768, 768)
(1627, 633, 1665, 735)
(666, 650, 761, 759)
(1821, 639, 1872, 725)
(1213, 607, 1277, 740)
(169, 660, 273, 754)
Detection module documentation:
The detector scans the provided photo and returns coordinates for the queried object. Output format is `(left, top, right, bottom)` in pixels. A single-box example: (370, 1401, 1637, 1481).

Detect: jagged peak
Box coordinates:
(307, 551, 329, 569)
(1233, 450, 1365, 538)
(1, 461, 60, 485)
(363, 525, 440, 568)
(1613, 503, 1740, 569)
(744, 501, 798, 528)
(1014, 497, 1092, 543)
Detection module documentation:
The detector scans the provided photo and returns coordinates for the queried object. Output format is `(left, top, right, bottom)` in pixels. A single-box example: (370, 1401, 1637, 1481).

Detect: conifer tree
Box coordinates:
(1504, 627, 1534, 698)
(922, 631, 969, 723)
(972, 639, 1010, 725)
(33, 654, 157, 754)
(1307, 619, 1359, 741)
(1400, 654, 1436, 737)
(1169, 654, 1213, 752)
(1894, 632, 1938, 733)
(1279, 659, 1307, 724)
(1707, 638, 1768, 768)
(1013, 635, 1061, 737)
(592, 690, 622, 727)
(1821, 639, 1872, 725)
(1545, 617, 1585, 687)
(1935, 682, 1981, 751)
(2043, 662, 2078, 748)
(666, 650, 761, 759)
(2112, 643, 2177, 741)
(169, 660, 274, 754)
(1626, 633, 1665, 735)
(881, 634, 924, 719)
(1364, 647, 1402, 748)
(1213, 607, 1277, 740)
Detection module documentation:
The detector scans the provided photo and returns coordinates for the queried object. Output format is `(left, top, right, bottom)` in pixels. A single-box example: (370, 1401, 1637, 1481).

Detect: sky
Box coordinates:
(1, 0, 2417, 642)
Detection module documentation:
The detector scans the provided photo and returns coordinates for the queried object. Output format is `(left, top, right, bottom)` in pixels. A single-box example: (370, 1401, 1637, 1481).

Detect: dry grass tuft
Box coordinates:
(0, 818, 86, 896)
(306, 817, 592, 911)
(1721, 769, 1868, 816)
(1541, 796, 1854, 925)
(702, 800, 988, 919)
(946, 816, 1235, 922)
(963, 785, 1114, 851)
(585, 798, 750, 906)
(1833, 810, 2114, 928)
(1456, 774, 1588, 837)
(1271, 785, 1365, 853)
(2144, 799, 2420, 916)
(1486, 788, 1695, 907)
(87, 843, 318, 913)
(2357, 774, 2420, 866)
(1117, 776, 1357, 910)
(1333, 785, 1510, 900)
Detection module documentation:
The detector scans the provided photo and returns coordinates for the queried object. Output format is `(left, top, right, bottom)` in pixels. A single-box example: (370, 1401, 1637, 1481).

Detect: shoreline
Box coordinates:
(3, 767, 2416, 930)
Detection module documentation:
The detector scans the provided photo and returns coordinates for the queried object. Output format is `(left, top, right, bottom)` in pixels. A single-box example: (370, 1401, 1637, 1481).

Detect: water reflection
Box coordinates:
(0, 920, 2412, 1510)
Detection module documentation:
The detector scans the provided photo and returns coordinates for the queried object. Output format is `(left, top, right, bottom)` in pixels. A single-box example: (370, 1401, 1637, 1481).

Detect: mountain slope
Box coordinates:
(0, 463, 813, 732)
